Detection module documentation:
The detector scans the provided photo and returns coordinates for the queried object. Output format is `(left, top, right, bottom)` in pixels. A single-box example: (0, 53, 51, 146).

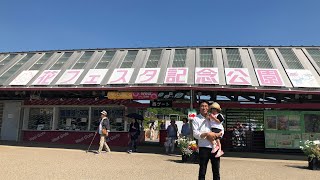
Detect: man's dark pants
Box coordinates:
(198, 147, 220, 180)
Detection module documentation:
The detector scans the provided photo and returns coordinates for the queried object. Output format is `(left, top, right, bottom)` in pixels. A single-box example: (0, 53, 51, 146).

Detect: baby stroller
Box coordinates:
(232, 127, 246, 148)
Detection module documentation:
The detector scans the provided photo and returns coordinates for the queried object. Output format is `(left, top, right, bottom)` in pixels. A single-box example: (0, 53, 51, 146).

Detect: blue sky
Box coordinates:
(1, 0, 319, 52)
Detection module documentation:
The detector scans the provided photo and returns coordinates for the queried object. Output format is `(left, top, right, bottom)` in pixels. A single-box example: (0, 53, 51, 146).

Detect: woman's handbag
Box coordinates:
(102, 128, 108, 136)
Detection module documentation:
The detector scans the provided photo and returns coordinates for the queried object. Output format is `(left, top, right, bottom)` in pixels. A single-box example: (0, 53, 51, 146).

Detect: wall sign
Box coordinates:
(286, 69, 319, 88)
(132, 92, 158, 100)
(157, 91, 186, 99)
(255, 69, 284, 87)
(32, 70, 61, 85)
(195, 68, 219, 84)
(56, 69, 84, 85)
(150, 100, 172, 107)
(135, 68, 160, 84)
(164, 68, 188, 84)
(225, 68, 251, 85)
(108, 68, 134, 84)
(80, 69, 108, 84)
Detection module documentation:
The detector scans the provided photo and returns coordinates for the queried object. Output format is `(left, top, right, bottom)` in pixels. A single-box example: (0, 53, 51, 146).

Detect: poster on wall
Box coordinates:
(304, 114, 320, 133)
(264, 111, 303, 149)
(265, 116, 277, 130)
(265, 111, 320, 149)
(265, 132, 301, 149)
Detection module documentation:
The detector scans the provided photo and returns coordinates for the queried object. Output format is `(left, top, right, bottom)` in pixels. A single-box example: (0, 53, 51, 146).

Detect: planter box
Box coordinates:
(308, 158, 320, 170)
(182, 152, 199, 164)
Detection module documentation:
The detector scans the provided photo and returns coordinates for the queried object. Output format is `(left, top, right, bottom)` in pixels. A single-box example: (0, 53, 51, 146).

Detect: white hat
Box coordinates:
(101, 110, 107, 116)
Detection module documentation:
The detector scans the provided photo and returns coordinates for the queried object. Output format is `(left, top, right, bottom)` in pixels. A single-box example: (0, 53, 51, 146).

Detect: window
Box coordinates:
(90, 107, 125, 131)
(0, 54, 18, 70)
(172, 49, 187, 67)
(200, 49, 214, 67)
(28, 108, 53, 130)
(226, 49, 243, 68)
(50, 52, 73, 70)
(145, 50, 162, 68)
(29, 53, 54, 70)
(0, 53, 35, 84)
(72, 51, 94, 69)
(95, 51, 115, 69)
(0, 54, 7, 61)
(120, 50, 138, 68)
(278, 48, 304, 69)
(252, 48, 273, 68)
(58, 107, 89, 131)
(306, 48, 320, 68)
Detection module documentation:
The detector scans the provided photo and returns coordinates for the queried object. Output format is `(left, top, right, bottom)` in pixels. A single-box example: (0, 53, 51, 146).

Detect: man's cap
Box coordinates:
(101, 110, 107, 115)
(210, 102, 221, 111)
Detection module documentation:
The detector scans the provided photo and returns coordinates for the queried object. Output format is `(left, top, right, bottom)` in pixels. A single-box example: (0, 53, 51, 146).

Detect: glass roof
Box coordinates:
(252, 48, 273, 69)
(306, 48, 320, 68)
(94, 51, 116, 69)
(145, 50, 162, 68)
(72, 51, 94, 69)
(120, 50, 138, 68)
(0, 53, 35, 84)
(172, 49, 187, 67)
(226, 48, 243, 68)
(0, 54, 19, 71)
(29, 53, 54, 70)
(200, 48, 215, 67)
(49, 52, 73, 70)
(279, 48, 304, 69)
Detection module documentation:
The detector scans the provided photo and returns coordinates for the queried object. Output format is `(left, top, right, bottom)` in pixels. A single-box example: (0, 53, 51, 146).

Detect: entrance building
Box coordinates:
(0, 46, 319, 151)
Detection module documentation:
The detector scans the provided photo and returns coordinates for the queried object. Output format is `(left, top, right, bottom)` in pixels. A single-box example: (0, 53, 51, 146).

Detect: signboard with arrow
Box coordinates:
(188, 109, 197, 120)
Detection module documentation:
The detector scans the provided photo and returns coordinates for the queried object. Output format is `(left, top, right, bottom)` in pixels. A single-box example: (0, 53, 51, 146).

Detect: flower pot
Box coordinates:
(308, 158, 320, 170)
(182, 154, 188, 162)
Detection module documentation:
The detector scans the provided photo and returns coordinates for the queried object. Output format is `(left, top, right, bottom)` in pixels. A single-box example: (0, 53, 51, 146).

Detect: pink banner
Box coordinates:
(225, 68, 252, 85)
(164, 68, 188, 84)
(132, 92, 158, 100)
(255, 69, 284, 87)
(22, 130, 144, 147)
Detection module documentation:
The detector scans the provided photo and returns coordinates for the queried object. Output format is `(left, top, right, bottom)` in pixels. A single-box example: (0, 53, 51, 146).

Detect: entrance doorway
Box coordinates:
(1, 102, 21, 141)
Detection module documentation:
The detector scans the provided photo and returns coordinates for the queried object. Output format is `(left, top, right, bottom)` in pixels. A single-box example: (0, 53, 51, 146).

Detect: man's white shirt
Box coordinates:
(192, 114, 214, 148)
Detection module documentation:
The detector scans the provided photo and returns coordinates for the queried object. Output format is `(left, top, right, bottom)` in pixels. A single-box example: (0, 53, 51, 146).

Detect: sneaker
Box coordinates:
(127, 150, 132, 154)
(215, 150, 224, 158)
(211, 146, 219, 153)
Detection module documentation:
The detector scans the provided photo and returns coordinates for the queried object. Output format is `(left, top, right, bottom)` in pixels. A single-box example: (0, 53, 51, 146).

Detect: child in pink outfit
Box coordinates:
(208, 102, 224, 158)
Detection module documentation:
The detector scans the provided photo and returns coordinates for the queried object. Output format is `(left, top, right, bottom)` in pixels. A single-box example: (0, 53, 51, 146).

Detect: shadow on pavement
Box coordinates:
(0, 140, 178, 156)
(0, 140, 306, 161)
(223, 151, 306, 161)
(285, 165, 309, 170)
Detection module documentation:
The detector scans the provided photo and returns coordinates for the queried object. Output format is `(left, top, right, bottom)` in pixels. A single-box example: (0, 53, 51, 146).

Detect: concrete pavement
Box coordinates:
(0, 144, 318, 180)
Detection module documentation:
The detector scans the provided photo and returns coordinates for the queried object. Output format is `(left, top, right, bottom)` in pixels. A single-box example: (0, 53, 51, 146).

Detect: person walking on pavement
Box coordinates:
(181, 117, 191, 138)
(96, 110, 111, 154)
(192, 101, 223, 180)
(166, 120, 178, 153)
(127, 118, 140, 153)
(149, 122, 155, 140)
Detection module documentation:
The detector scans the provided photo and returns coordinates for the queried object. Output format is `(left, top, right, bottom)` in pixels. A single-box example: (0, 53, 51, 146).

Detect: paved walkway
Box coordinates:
(0, 144, 318, 180)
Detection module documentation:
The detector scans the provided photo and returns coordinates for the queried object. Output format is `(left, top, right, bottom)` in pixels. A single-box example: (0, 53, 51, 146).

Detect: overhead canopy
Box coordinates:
(1, 46, 320, 93)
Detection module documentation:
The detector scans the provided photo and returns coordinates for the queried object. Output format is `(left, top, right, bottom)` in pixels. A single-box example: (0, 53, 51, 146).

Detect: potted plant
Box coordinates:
(300, 140, 320, 170)
(176, 137, 199, 163)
